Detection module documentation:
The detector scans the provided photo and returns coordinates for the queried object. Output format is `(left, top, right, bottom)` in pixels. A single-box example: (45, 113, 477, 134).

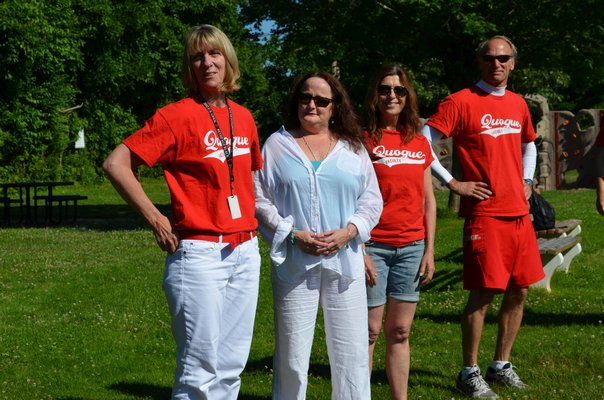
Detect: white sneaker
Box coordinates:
(456, 369, 498, 398)
(485, 362, 529, 389)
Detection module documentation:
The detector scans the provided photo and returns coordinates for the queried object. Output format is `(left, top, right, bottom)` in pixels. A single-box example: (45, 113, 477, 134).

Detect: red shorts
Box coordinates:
(462, 215, 544, 290)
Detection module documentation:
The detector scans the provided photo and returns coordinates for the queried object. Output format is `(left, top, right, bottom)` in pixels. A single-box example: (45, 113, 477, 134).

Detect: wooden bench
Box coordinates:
(33, 194, 88, 223)
(531, 235, 582, 292)
(535, 218, 582, 239)
(536, 219, 582, 275)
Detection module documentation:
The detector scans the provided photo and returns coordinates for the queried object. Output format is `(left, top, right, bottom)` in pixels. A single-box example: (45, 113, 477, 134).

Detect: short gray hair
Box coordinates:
(476, 35, 518, 60)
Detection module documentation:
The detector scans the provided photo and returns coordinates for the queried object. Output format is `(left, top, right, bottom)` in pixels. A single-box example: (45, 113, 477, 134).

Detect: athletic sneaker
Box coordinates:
(485, 363, 529, 389)
(456, 369, 498, 398)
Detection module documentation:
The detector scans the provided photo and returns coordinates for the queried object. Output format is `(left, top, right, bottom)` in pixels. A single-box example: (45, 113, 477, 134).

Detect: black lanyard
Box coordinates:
(202, 98, 235, 195)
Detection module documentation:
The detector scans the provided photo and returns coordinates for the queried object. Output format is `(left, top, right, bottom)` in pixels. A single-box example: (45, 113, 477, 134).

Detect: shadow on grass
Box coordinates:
(423, 267, 463, 291)
(435, 246, 464, 264)
(417, 309, 602, 327)
(245, 356, 273, 373)
(1, 203, 171, 230)
(522, 310, 603, 326)
(246, 355, 331, 380)
(55, 397, 90, 400)
(77, 204, 173, 230)
(109, 382, 171, 399)
(0, 204, 172, 231)
(372, 367, 457, 393)
(109, 380, 272, 400)
(239, 394, 272, 400)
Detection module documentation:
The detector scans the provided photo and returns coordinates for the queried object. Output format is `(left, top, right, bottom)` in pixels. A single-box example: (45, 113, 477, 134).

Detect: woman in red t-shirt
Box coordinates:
(363, 65, 436, 400)
(102, 25, 262, 400)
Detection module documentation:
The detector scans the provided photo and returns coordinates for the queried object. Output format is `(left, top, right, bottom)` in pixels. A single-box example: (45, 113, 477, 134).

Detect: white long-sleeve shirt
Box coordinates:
(254, 126, 383, 282)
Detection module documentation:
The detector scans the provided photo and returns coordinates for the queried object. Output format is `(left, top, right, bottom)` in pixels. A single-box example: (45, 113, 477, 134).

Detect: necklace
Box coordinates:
(302, 134, 333, 161)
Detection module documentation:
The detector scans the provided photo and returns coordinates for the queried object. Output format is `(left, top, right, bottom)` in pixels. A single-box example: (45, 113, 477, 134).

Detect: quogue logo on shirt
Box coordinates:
(372, 146, 426, 167)
(480, 114, 522, 138)
(203, 130, 250, 161)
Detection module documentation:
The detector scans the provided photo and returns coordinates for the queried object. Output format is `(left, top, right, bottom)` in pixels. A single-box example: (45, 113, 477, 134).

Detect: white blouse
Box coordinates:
(254, 126, 383, 282)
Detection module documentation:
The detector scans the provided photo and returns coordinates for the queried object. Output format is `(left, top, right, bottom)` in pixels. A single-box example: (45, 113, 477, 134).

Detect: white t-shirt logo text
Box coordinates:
(479, 114, 522, 138)
(203, 130, 250, 161)
(372, 146, 426, 167)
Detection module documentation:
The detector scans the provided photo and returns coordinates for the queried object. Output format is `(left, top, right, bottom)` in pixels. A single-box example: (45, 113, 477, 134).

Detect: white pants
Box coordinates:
(163, 238, 261, 400)
(271, 266, 370, 400)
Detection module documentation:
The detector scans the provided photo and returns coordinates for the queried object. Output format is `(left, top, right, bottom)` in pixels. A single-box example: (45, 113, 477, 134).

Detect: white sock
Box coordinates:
(461, 365, 480, 380)
(490, 360, 510, 370)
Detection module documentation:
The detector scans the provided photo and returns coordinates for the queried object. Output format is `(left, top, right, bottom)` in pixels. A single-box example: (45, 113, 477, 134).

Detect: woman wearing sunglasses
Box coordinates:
(254, 71, 382, 399)
(363, 64, 436, 400)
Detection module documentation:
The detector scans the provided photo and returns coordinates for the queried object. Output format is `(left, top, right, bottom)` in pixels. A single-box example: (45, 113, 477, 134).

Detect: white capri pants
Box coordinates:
(163, 238, 261, 400)
(271, 266, 370, 400)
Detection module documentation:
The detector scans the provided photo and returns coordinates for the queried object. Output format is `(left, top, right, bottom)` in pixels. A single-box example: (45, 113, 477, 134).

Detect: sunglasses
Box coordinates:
(298, 93, 333, 108)
(377, 85, 408, 97)
(482, 54, 514, 63)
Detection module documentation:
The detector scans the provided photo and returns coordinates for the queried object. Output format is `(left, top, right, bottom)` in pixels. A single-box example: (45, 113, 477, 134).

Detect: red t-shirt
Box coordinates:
(365, 130, 434, 246)
(427, 86, 536, 217)
(123, 97, 263, 235)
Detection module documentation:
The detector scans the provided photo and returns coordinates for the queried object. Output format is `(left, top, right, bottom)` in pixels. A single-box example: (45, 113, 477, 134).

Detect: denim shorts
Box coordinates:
(366, 240, 425, 306)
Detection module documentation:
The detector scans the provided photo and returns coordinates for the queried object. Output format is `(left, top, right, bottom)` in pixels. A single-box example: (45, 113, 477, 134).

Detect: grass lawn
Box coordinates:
(0, 179, 602, 399)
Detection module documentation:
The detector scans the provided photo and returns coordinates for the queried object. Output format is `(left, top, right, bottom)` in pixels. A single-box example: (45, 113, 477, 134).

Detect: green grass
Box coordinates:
(1, 180, 602, 399)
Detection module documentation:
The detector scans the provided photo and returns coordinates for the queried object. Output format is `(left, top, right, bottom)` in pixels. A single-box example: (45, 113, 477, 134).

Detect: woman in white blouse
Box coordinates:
(254, 71, 383, 399)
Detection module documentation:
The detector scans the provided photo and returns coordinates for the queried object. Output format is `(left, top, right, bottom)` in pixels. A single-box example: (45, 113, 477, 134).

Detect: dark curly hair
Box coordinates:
(286, 71, 364, 153)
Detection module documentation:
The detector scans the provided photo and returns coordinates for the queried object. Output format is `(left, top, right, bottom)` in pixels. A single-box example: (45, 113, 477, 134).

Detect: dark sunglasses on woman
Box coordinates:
(299, 93, 333, 108)
(377, 85, 408, 98)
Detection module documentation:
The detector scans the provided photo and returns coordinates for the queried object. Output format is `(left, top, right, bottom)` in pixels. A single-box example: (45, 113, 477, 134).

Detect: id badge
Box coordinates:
(227, 195, 242, 219)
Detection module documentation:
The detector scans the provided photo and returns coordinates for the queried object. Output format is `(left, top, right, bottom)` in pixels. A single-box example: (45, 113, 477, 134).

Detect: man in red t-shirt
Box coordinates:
(422, 36, 544, 399)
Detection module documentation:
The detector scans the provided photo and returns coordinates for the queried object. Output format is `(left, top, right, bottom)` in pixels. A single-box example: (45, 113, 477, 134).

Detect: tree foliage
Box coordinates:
(1, 0, 602, 181)
(242, 0, 604, 122)
(0, 0, 81, 179)
(0, 0, 267, 181)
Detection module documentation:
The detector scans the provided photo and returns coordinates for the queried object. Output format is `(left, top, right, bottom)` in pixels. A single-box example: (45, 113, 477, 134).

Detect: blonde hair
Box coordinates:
(182, 25, 240, 96)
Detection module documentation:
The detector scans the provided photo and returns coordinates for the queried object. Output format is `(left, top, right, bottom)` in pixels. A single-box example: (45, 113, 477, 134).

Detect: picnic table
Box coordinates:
(0, 181, 87, 225)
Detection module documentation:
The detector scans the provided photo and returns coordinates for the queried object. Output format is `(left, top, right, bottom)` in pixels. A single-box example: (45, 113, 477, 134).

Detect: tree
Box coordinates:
(0, 0, 82, 180)
(241, 0, 604, 123)
(0, 0, 270, 181)
(73, 0, 268, 179)
(2, 0, 602, 181)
